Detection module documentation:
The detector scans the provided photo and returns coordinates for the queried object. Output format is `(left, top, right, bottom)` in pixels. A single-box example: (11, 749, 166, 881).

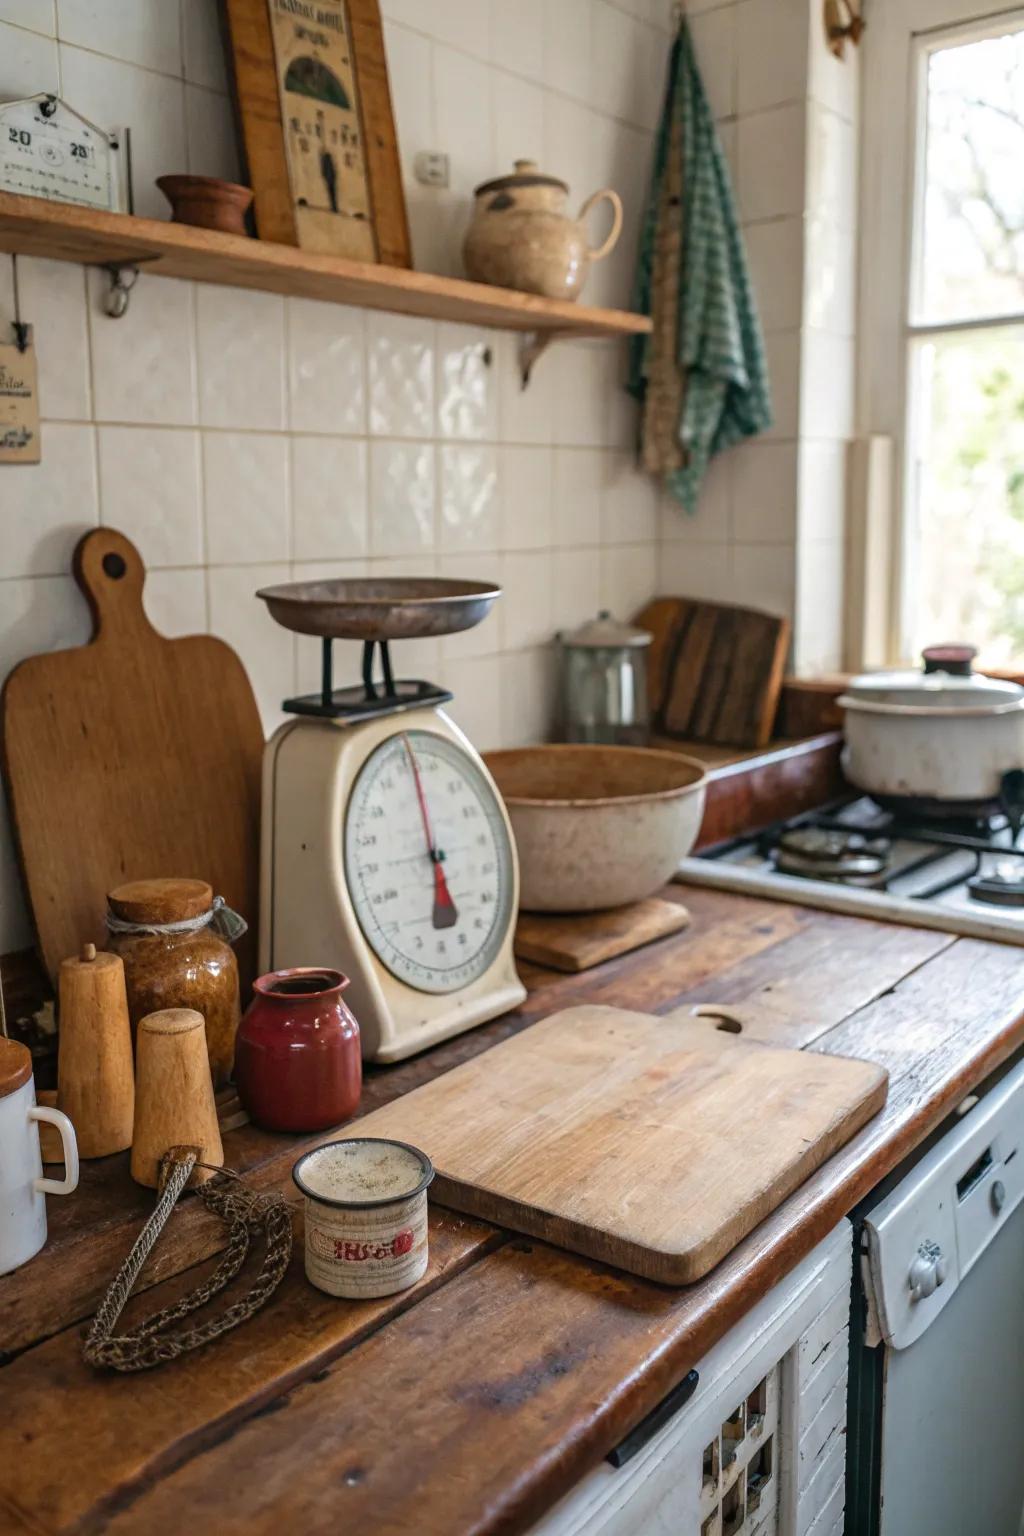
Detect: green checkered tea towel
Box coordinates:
(628, 16, 772, 512)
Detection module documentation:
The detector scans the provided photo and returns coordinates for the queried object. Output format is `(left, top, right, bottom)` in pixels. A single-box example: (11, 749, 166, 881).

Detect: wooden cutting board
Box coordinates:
(1, 528, 264, 988)
(351, 1006, 888, 1284)
(514, 898, 690, 973)
(635, 597, 790, 748)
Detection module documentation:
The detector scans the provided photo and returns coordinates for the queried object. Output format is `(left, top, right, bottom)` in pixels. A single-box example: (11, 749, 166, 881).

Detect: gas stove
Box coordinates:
(676, 797, 1024, 945)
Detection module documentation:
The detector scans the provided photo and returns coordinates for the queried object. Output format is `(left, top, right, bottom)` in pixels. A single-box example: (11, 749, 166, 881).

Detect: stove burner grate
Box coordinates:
(773, 826, 892, 887)
(968, 864, 1024, 908)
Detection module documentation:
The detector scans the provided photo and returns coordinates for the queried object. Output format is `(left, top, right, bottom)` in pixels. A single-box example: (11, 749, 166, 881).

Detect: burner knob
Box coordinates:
(908, 1240, 947, 1301)
(992, 1179, 1007, 1214)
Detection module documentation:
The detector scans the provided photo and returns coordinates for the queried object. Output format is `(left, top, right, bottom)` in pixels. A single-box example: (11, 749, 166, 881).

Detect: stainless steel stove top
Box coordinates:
(675, 798, 1024, 945)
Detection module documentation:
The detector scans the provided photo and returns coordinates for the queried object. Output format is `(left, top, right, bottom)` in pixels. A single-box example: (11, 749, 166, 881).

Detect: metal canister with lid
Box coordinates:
(556, 611, 652, 746)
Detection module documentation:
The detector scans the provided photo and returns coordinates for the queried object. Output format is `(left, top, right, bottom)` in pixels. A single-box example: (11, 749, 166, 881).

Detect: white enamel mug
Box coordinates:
(293, 1137, 434, 1299)
(0, 1038, 79, 1277)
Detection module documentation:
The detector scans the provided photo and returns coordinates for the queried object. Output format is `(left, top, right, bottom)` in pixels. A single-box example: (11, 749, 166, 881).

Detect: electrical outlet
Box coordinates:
(413, 151, 450, 189)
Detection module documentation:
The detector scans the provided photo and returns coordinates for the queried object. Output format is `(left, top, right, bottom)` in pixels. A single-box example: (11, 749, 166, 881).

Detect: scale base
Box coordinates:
(284, 678, 452, 721)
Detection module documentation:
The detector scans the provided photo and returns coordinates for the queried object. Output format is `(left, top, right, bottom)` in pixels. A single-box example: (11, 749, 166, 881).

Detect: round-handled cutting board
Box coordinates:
(1, 528, 264, 987)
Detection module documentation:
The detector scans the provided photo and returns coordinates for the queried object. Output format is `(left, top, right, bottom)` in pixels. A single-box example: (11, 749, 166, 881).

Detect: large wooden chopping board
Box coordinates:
(351, 1006, 888, 1283)
(1, 528, 264, 987)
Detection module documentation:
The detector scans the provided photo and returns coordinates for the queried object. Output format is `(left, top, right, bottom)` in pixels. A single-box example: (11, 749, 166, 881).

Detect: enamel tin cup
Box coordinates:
(0, 1038, 79, 1276)
(293, 1137, 434, 1299)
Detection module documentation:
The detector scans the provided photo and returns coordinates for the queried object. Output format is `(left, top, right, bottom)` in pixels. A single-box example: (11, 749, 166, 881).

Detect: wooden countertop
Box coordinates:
(3, 885, 1023, 1536)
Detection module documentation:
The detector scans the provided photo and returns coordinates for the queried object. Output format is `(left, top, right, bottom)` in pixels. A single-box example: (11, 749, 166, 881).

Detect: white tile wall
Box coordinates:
(0, 0, 858, 950)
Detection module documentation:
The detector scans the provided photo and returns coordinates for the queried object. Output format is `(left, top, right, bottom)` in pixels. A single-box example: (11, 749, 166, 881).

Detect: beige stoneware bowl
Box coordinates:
(484, 745, 707, 912)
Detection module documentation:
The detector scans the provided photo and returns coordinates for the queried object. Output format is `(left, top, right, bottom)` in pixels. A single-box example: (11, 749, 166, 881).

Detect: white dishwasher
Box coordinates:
(846, 1052, 1024, 1536)
(533, 1222, 854, 1536)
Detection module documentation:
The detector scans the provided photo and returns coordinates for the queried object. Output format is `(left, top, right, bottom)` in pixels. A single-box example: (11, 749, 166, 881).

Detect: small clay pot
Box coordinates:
(235, 968, 362, 1133)
(156, 174, 253, 236)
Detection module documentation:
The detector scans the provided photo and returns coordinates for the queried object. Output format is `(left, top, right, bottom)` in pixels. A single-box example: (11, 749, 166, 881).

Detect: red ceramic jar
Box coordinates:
(235, 968, 361, 1133)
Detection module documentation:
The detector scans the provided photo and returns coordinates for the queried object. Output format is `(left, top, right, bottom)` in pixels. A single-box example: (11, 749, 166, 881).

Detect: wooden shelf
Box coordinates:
(0, 192, 651, 340)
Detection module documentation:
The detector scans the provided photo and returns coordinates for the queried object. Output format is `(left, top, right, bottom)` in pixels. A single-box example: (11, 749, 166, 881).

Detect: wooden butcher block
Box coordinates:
(352, 1006, 888, 1284)
(1, 528, 264, 988)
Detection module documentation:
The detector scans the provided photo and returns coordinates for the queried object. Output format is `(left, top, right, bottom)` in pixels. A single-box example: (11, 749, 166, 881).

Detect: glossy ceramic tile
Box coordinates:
(208, 563, 292, 736)
(499, 550, 554, 649)
(143, 568, 208, 638)
(436, 324, 498, 442)
(4, 423, 97, 578)
(807, 103, 858, 232)
(184, 87, 241, 184)
(600, 541, 657, 619)
(660, 449, 734, 544)
(744, 218, 804, 333)
(182, 0, 228, 91)
(433, 45, 494, 199)
(196, 286, 286, 431)
(658, 540, 733, 602)
(553, 448, 605, 547)
(493, 72, 545, 187)
(439, 654, 502, 751)
(761, 329, 801, 441)
(203, 432, 290, 565)
(88, 271, 197, 426)
(733, 441, 798, 543)
(490, 0, 544, 80)
(368, 312, 435, 439)
(291, 436, 369, 562)
(382, 21, 432, 179)
(439, 446, 499, 552)
(552, 343, 611, 447)
(591, 1, 648, 127)
(796, 537, 845, 672)
(368, 441, 436, 555)
(601, 453, 659, 544)
(0, 20, 57, 101)
(59, 47, 186, 220)
(737, 103, 806, 222)
(737, 0, 808, 115)
(552, 547, 601, 631)
(800, 331, 854, 441)
(287, 299, 366, 436)
(0, 0, 55, 35)
(732, 540, 796, 619)
(544, 0, 592, 103)
(499, 646, 557, 748)
(798, 440, 847, 543)
(6, 257, 90, 420)
(499, 446, 553, 549)
(0, 574, 90, 686)
(98, 426, 202, 568)
(805, 212, 856, 335)
(57, 0, 181, 73)
(689, 3, 737, 120)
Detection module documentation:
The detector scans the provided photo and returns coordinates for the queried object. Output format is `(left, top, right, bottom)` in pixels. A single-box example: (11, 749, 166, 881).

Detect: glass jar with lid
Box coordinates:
(106, 878, 244, 1089)
(556, 611, 653, 745)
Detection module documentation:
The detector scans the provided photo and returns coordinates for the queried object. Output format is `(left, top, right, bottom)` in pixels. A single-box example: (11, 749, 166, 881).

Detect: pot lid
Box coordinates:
(474, 158, 569, 197)
(0, 1036, 32, 1100)
(846, 649, 1024, 705)
(558, 611, 652, 649)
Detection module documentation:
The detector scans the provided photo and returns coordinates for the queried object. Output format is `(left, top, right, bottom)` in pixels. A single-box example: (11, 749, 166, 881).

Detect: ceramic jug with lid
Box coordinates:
(463, 159, 623, 302)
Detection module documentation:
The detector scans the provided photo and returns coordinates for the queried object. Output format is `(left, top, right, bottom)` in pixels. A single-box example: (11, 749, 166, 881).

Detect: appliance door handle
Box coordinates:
(606, 1369, 700, 1467)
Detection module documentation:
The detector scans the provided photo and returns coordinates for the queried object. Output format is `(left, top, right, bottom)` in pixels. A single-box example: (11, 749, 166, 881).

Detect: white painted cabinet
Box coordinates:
(532, 1223, 852, 1536)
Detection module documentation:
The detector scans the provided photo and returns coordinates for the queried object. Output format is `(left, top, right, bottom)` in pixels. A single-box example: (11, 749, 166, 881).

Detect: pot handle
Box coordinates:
(577, 188, 623, 262)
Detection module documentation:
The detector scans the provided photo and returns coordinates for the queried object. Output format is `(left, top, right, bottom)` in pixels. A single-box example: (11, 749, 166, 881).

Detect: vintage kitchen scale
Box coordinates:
(258, 578, 526, 1062)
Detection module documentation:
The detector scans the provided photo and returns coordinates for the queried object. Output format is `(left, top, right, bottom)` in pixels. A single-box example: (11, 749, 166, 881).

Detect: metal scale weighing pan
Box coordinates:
(256, 577, 525, 1064)
(256, 577, 502, 720)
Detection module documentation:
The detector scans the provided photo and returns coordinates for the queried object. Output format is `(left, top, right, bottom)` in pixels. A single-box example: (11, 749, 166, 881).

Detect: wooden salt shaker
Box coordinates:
(57, 943, 134, 1159)
(131, 1008, 223, 1188)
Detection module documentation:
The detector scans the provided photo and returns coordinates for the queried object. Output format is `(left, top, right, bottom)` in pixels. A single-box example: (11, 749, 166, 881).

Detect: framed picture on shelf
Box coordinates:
(222, 0, 410, 266)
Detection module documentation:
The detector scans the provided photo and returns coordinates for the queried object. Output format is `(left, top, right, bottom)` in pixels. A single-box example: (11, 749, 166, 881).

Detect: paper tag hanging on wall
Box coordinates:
(0, 325, 41, 464)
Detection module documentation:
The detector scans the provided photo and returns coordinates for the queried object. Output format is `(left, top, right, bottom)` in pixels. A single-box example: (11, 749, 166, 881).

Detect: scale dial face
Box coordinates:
(343, 729, 516, 995)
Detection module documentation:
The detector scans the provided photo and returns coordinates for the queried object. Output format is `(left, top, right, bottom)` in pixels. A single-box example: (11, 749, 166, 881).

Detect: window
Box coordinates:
(860, 2, 1024, 668)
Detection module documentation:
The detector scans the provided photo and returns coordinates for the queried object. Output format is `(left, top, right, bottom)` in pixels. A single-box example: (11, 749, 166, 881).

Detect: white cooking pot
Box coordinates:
(838, 653, 1024, 809)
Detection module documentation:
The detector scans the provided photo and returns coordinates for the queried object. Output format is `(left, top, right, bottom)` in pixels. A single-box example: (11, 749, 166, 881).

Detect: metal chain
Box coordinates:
(83, 1147, 293, 1373)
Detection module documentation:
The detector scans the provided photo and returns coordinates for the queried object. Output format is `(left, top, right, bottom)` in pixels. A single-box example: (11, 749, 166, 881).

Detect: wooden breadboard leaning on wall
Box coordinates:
(636, 596, 790, 749)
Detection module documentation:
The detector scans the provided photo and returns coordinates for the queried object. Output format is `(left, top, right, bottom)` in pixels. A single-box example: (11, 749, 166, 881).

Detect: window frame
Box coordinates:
(857, 0, 1024, 665)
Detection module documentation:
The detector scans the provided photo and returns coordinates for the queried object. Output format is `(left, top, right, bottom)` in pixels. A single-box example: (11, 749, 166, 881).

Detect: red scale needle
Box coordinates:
(402, 735, 458, 930)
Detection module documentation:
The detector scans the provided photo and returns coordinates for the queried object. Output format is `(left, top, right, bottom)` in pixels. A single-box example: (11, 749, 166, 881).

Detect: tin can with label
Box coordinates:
(292, 1137, 434, 1299)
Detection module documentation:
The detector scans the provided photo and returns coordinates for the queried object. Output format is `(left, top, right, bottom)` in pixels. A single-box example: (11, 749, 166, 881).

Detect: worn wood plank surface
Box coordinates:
(3, 891, 1024, 1536)
(87, 935, 1024, 1536)
(350, 1006, 888, 1282)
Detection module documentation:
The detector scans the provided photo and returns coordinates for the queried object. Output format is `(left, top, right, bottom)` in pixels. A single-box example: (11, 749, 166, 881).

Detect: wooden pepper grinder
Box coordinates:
(57, 943, 134, 1159)
(131, 1008, 223, 1188)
